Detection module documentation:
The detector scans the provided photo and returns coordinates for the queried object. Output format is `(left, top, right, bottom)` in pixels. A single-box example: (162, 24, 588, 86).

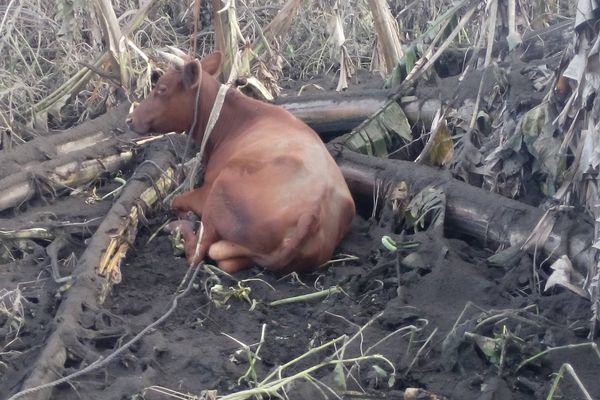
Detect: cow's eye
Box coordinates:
(156, 85, 167, 95)
(151, 70, 163, 85)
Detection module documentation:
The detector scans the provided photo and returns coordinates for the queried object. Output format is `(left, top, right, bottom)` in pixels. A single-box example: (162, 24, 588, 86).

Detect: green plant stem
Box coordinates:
(268, 286, 340, 306)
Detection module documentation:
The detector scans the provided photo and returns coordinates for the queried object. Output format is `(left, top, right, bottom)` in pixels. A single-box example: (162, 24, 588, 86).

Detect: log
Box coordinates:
(330, 146, 593, 270)
(0, 101, 130, 180)
(278, 90, 441, 140)
(6, 147, 178, 400)
(275, 88, 393, 139)
(0, 142, 134, 213)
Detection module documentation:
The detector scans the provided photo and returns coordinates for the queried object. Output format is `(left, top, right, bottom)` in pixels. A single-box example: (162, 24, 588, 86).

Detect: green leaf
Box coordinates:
(344, 102, 412, 157)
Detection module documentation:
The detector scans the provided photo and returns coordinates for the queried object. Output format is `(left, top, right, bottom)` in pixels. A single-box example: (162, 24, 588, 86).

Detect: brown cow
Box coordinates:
(127, 51, 355, 274)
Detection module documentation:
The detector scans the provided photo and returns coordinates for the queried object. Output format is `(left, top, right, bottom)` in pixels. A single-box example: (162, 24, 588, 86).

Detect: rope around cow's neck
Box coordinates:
(185, 83, 230, 191)
(164, 82, 230, 205)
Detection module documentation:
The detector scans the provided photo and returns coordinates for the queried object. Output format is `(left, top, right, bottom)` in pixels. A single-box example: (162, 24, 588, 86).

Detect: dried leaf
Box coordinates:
(502, 153, 527, 176)
(241, 77, 274, 101)
(327, 9, 346, 52)
(578, 128, 600, 174)
(450, 134, 483, 182)
(519, 103, 565, 189)
(336, 46, 354, 92)
(506, 28, 522, 51)
(487, 245, 524, 268)
(469, 333, 501, 363)
(332, 362, 347, 391)
(404, 388, 447, 400)
(421, 118, 454, 167)
(531, 135, 564, 179)
(520, 103, 547, 139)
(544, 255, 589, 299)
(575, 0, 598, 29)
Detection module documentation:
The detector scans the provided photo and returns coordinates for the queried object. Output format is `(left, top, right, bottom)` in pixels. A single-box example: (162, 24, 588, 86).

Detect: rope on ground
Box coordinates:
(7, 263, 202, 400)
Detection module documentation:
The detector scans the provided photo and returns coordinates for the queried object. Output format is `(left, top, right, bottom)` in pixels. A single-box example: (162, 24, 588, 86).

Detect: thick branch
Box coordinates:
(0, 102, 130, 180)
(11, 148, 177, 400)
(331, 147, 593, 270)
(276, 89, 394, 138)
(0, 143, 134, 213)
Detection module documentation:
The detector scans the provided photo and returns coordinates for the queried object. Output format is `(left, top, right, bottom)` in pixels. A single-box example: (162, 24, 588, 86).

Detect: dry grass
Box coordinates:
(1, 0, 535, 141)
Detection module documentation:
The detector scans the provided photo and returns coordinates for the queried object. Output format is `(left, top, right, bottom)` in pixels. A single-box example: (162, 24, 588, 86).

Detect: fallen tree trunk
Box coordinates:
(277, 90, 440, 138)
(0, 142, 134, 213)
(330, 146, 593, 270)
(275, 88, 393, 138)
(0, 102, 131, 180)
(9, 148, 177, 400)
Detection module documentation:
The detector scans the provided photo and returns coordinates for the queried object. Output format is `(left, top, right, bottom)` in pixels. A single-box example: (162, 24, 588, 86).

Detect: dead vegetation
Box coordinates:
(2, 0, 600, 399)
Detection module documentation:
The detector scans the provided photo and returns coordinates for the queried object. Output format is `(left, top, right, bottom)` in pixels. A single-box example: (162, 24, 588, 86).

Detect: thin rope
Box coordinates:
(186, 83, 230, 191)
(8, 264, 202, 400)
(164, 82, 230, 205)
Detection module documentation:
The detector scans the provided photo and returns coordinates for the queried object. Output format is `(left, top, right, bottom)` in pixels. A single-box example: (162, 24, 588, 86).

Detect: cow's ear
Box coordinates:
(201, 51, 223, 76)
(182, 59, 202, 89)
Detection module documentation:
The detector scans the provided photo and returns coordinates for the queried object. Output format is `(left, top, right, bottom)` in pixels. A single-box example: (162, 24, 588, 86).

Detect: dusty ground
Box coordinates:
(2, 203, 597, 399)
(2, 28, 600, 400)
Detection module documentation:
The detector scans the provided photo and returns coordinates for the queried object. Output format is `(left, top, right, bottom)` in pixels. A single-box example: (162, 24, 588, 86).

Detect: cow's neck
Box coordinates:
(191, 75, 263, 159)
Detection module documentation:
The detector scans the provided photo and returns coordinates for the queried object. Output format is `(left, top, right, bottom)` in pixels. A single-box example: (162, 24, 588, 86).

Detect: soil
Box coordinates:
(2, 30, 600, 400)
(2, 205, 597, 400)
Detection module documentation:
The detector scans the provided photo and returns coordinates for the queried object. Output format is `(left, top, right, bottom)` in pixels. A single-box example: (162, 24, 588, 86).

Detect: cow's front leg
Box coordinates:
(171, 184, 211, 218)
(164, 219, 197, 257)
(166, 185, 212, 265)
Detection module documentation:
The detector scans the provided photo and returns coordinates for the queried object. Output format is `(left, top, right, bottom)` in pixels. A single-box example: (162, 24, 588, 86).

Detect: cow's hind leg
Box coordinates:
(208, 240, 255, 273)
(218, 257, 254, 273)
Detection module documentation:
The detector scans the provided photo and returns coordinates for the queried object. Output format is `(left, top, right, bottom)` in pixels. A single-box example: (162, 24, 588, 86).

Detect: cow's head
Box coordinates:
(127, 51, 223, 135)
